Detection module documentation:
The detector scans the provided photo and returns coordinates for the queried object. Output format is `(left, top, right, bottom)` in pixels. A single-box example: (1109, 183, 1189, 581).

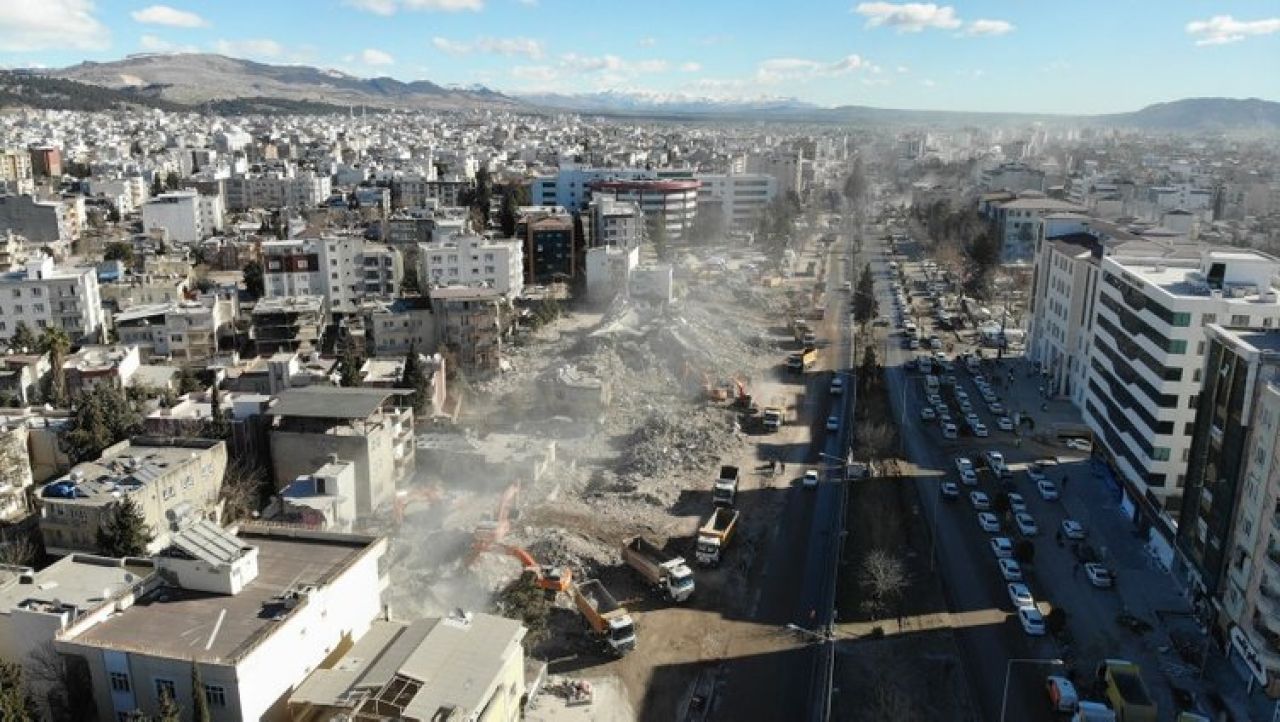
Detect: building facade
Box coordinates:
(587, 179, 700, 243)
(262, 237, 402, 316)
(418, 235, 523, 297)
(141, 191, 203, 243)
(0, 255, 105, 345)
(694, 172, 777, 230)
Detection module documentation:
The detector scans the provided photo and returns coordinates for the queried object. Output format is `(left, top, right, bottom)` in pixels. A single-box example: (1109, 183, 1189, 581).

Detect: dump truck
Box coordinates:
(696, 507, 739, 566)
(572, 579, 637, 655)
(713, 465, 740, 507)
(786, 347, 818, 372)
(622, 536, 695, 602)
(762, 407, 784, 432)
(791, 318, 812, 343)
(1096, 660, 1156, 722)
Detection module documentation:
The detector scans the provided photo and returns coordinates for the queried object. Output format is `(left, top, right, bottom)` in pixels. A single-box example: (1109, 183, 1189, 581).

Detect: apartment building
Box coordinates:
(262, 237, 402, 315)
(588, 178, 700, 243)
(365, 297, 435, 357)
(55, 524, 386, 722)
(114, 297, 235, 363)
(267, 459, 358, 532)
(250, 296, 327, 355)
(0, 352, 49, 406)
(141, 190, 205, 243)
(430, 286, 511, 373)
(1174, 327, 1280, 694)
(1085, 250, 1280, 520)
(530, 166, 656, 209)
(395, 176, 470, 209)
(980, 162, 1046, 193)
(288, 612, 526, 722)
(61, 344, 142, 396)
(268, 387, 415, 516)
(37, 436, 228, 556)
(984, 194, 1087, 263)
(0, 424, 33, 522)
(745, 150, 803, 197)
(0, 255, 105, 345)
(418, 234, 524, 297)
(694, 172, 777, 230)
(0, 150, 32, 190)
(589, 197, 642, 248)
(225, 171, 331, 211)
(0, 194, 70, 244)
(521, 211, 576, 284)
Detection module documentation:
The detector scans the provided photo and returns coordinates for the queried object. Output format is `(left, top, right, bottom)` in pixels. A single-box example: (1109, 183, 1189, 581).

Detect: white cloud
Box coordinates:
(964, 19, 1014, 36)
(139, 34, 198, 53)
(432, 36, 544, 59)
(346, 0, 483, 12)
(756, 54, 868, 83)
(921, 78, 936, 87)
(516, 0, 537, 5)
(212, 38, 284, 59)
(639, 36, 657, 47)
(560, 53, 626, 73)
(0, 0, 109, 51)
(360, 48, 395, 65)
(1186, 15, 1280, 45)
(896, 65, 910, 73)
(854, 2, 961, 32)
(131, 4, 208, 28)
(680, 62, 702, 73)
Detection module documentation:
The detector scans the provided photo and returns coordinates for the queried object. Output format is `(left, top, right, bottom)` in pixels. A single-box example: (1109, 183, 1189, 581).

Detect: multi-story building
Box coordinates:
(36, 436, 228, 556)
(360, 244, 402, 297)
(1084, 249, 1280, 521)
(395, 176, 470, 209)
(225, 171, 331, 211)
(430, 286, 512, 373)
(980, 162, 1046, 194)
(250, 295, 326, 355)
(587, 178, 700, 243)
(28, 146, 62, 179)
(0, 255, 104, 345)
(530, 166, 657, 209)
(745, 150, 802, 197)
(984, 193, 1087, 263)
(0, 194, 70, 244)
(418, 234, 524, 297)
(142, 190, 204, 243)
(62, 344, 142, 395)
(0, 352, 49, 406)
(0, 150, 32, 195)
(262, 237, 402, 316)
(1174, 327, 1280, 694)
(98, 273, 189, 312)
(114, 297, 236, 364)
(365, 297, 435, 357)
(694, 172, 777, 230)
(288, 612, 527, 721)
(0, 424, 33, 522)
(521, 211, 576, 284)
(268, 386, 415, 516)
(54, 523, 387, 722)
(588, 197, 642, 248)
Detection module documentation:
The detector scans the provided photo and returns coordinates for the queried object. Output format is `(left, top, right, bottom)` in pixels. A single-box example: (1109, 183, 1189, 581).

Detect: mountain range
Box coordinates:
(1, 53, 1275, 131)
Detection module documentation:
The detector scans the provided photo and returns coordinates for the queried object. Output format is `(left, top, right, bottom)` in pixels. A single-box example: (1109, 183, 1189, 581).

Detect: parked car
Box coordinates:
(990, 536, 1014, 559)
(1015, 512, 1039, 535)
(997, 416, 1015, 431)
(1046, 675, 1079, 713)
(803, 469, 819, 488)
(959, 469, 978, 485)
(1007, 493, 1027, 513)
(920, 407, 936, 421)
(954, 457, 975, 474)
(1061, 519, 1086, 540)
(1037, 480, 1060, 500)
(1065, 438, 1093, 452)
(942, 422, 958, 439)
(989, 402, 1006, 415)
(998, 558, 1023, 581)
(1085, 562, 1114, 588)
(1017, 605, 1046, 636)
(1007, 582, 1035, 609)
(826, 415, 839, 431)
(941, 481, 960, 500)
(970, 491, 991, 510)
(978, 512, 1001, 532)
(973, 423, 990, 438)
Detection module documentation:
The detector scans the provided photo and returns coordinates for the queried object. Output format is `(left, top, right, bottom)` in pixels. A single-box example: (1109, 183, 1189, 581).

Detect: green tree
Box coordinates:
(190, 663, 210, 722)
(39, 326, 71, 407)
(338, 340, 364, 388)
(95, 494, 153, 557)
(497, 184, 528, 238)
(150, 174, 163, 198)
(201, 383, 231, 440)
(0, 661, 38, 721)
(103, 242, 134, 265)
(852, 262, 879, 329)
(156, 689, 181, 722)
(175, 367, 204, 396)
(165, 172, 181, 191)
(473, 166, 493, 225)
(8, 322, 36, 352)
(400, 342, 431, 415)
(242, 260, 264, 300)
(64, 383, 142, 463)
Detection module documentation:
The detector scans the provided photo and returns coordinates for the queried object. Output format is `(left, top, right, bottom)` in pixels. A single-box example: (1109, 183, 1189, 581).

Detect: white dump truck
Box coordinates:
(622, 536, 695, 602)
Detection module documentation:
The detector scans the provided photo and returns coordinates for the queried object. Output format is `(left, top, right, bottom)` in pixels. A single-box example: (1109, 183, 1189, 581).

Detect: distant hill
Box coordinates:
(0, 69, 185, 112)
(45, 53, 520, 111)
(519, 89, 819, 116)
(1099, 97, 1280, 131)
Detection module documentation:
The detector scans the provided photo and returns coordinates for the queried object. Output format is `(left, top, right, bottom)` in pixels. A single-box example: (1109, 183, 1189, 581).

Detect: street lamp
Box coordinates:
(1000, 658, 1064, 722)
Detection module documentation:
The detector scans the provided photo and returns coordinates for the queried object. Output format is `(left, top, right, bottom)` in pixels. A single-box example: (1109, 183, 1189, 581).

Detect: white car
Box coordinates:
(1015, 512, 1039, 536)
(1007, 493, 1027, 513)
(955, 389, 969, 402)
(920, 407, 936, 422)
(959, 469, 978, 486)
(990, 536, 1014, 559)
(1018, 606, 1046, 636)
(826, 415, 840, 431)
(998, 558, 1023, 581)
(983, 391, 1000, 404)
(989, 402, 1006, 415)
(997, 416, 1015, 431)
(803, 469, 819, 488)
(1085, 563, 1114, 588)
(973, 423, 990, 438)
(841, 281, 852, 292)
(1066, 438, 1093, 452)
(964, 412, 981, 427)
(1038, 480, 1060, 501)
(969, 491, 991, 510)
(927, 393, 943, 406)
(942, 422, 958, 439)
(984, 450, 1006, 472)
(1061, 519, 1086, 540)
(940, 481, 960, 500)
(959, 400, 974, 414)
(978, 512, 1001, 533)
(954, 457, 975, 475)
(1007, 582, 1034, 609)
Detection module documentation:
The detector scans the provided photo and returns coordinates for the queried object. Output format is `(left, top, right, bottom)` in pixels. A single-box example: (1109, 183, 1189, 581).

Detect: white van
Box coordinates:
(942, 423, 958, 439)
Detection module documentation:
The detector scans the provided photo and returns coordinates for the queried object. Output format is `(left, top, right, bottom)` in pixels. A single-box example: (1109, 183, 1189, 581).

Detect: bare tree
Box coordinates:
(859, 548, 907, 620)
(220, 458, 268, 522)
(0, 535, 39, 567)
(855, 420, 895, 472)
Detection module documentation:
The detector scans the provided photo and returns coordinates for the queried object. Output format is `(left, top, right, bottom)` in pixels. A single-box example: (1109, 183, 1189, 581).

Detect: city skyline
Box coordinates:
(0, 0, 1276, 114)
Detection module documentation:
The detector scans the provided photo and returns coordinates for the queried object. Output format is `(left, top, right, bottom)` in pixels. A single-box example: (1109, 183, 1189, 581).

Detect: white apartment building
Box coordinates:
(396, 175, 470, 209)
(1084, 249, 1280, 518)
(114, 296, 236, 363)
(0, 255, 104, 345)
(531, 166, 657, 209)
(985, 194, 1087, 263)
(588, 178, 700, 243)
(589, 197, 642, 248)
(745, 150, 802, 197)
(262, 237, 403, 315)
(695, 172, 777, 230)
(225, 171, 331, 211)
(418, 234, 524, 297)
(141, 190, 203, 242)
(55, 524, 387, 722)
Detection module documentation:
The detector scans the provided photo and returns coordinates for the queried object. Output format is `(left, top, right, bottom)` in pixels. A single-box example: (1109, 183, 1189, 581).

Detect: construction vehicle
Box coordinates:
(762, 407, 784, 432)
(712, 465, 740, 507)
(702, 373, 729, 402)
(621, 536, 695, 602)
(392, 486, 442, 526)
(791, 318, 812, 343)
(732, 378, 756, 411)
(482, 544, 573, 593)
(572, 579, 637, 655)
(471, 482, 520, 552)
(1096, 660, 1156, 722)
(696, 507, 739, 566)
(786, 347, 818, 372)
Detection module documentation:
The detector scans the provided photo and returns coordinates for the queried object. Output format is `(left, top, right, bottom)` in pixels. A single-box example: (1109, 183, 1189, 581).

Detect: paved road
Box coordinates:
(868, 239, 1063, 722)
(716, 226, 853, 722)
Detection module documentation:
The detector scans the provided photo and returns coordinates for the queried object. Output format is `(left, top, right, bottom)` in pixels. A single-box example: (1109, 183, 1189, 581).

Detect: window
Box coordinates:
(1197, 341, 1205, 355)
(1202, 313, 1216, 326)
(1152, 447, 1171, 462)
(1172, 312, 1192, 327)
(154, 678, 176, 703)
(31, 288, 41, 297)
(1230, 314, 1249, 327)
(13, 305, 21, 314)
(10, 290, 18, 298)
(109, 672, 131, 693)
(204, 685, 227, 708)
(36, 320, 46, 329)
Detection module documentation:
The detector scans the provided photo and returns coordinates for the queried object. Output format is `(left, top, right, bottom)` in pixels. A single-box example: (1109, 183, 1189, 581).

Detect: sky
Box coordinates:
(0, 0, 1277, 114)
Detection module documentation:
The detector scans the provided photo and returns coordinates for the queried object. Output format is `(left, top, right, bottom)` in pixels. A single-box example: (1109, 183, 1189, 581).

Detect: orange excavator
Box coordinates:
(490, 543, 573, 593)
(392, 486, 442, 526)
(703, 372, 729, 402)
(472, 481, 520, 551)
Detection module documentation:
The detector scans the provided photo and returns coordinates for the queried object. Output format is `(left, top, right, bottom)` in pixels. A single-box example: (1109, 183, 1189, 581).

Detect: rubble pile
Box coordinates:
(522, 526, 619, 572)
(618, 409, 738, 478)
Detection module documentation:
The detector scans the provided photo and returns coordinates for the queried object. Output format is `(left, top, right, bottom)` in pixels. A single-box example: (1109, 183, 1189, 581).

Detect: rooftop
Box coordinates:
(40, 437, 223, 507)
(68, 528, 379, 664)
(0, 555, 153, 618)
(269, 386, 407, 420)
(252, 295, 325, 314)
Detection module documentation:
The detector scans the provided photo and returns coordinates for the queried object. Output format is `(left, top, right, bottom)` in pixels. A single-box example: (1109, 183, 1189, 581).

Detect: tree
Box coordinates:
(1013, 539, 1036, 566)
(64, 383, 141, 463)
(0, 661, 38, 721)
(9, 322, 36, 352)
(855, 420, 895, 470)
(472, 167, 493, 225)
(843, 156, 867, 208)
(39, 326, 70, 407)
(338, 339, 364, 388)
(95, 495, 153, 558)
(103, 242, 134, 265)
(165, 172, 181, 191)
(852, 262, 879, 329)
(150, 174, 163, 198)
(400, 342, 431, 415)
(242, 260, 264, 300)
(220, 458, 268, 523)
(496, 572, 550, 651)
(993, 491, 1012, 519)
(858, 344, 879, 393)
(175, 367, 204, 396)
(859, 548, 907, 620)
(201, 383, 231, 440)
(27, 644, 96, 722)
(497, 184, 528, 238)
(155, 689, 181, 722)
(190, 663, 210, 722)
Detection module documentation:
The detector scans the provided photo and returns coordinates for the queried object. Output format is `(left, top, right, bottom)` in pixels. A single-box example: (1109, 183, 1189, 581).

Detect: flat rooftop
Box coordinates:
(69, 530, 375, 664)
(0, 555, 153, 617)
(269, 386, 406, 419)
(1215, 327, 1280, 356)
(41, 437, 222, 507)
